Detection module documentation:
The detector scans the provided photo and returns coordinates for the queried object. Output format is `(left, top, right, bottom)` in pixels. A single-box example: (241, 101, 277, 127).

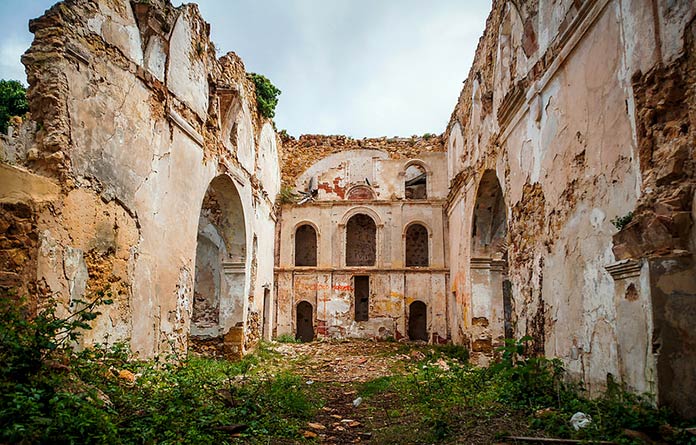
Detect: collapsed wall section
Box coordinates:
(445, 0, 696, 418)
(0, 0, 281, 359)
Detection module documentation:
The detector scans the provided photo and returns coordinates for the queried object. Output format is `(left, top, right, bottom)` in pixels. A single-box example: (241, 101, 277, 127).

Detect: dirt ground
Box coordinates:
(268, 340, 528, 445)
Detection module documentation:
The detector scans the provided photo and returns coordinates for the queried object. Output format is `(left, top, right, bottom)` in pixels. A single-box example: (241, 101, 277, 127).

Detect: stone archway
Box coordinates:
(296, 301, 314, 342)
(192, 175, 247, 341)
(470, 170, 511, 344)
(408, 300, 428, 342)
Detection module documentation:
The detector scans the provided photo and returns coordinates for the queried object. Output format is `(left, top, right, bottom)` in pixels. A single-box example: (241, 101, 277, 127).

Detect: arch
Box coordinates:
(404, 161, 428, 199)
(340, 206, 383, 227)
(346, 185, 376, 201)
(469, 169, 512, 344)
(405, 223, 429, 267)
(295, 224, 318, 267)
(192, 174, 247, 338)
(296, 301, 314, 342)
(408, 301, 428, 342)
(345, 214, 377, 267)
(471, 170, 507, 258)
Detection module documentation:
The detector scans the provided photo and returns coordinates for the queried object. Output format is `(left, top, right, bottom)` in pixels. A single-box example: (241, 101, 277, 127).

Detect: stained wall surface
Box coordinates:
(445, 0, 696, 417)
(276, 146, 449, 342)
(0, 0, 280, 358)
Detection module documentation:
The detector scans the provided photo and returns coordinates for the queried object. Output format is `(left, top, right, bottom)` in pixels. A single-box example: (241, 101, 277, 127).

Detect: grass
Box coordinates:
(356, 339, 696, 445)
(0, 294, 320, 444)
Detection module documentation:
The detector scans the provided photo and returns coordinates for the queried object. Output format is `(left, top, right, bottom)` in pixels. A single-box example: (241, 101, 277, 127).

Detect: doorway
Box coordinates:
(408, 301, 428, 341)
(354, 276, 370, 321)
(296, 301, 314, 342)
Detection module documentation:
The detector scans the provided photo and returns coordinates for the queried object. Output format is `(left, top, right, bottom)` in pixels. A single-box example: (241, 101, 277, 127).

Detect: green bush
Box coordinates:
(275, 333, 301, 343)
(248, 73, 281, 119)
(0, 79, 29, 134)
(0, 291, 317, 444)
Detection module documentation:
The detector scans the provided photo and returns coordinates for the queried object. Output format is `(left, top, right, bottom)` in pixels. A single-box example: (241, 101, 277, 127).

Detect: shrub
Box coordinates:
(611, 211, 634, 230)
(248, 73, 281, 119)
(276, 333, 301, 343)
(0, 79, 29, 134)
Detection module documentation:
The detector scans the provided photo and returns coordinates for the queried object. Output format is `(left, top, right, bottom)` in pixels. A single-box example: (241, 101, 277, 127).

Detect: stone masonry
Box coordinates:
(1, 0, 694, 419)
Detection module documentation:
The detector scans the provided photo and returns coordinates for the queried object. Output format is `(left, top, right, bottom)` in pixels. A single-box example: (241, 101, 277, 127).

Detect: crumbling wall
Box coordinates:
(281, 134, 445, 188)
(276, 149, 449, 342)
(445, 0, 696, 417)
(0, 0, 280, 358)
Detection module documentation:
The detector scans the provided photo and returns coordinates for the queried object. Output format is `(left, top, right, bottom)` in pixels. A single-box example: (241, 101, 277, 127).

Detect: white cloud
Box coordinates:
(0, 37, 30, 84)
(0, 0, 491, 137)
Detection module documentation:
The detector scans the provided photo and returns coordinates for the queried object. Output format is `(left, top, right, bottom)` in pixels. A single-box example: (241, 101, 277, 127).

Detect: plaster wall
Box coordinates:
(445, 0, 696, 416)
(1, 0, 280, 358)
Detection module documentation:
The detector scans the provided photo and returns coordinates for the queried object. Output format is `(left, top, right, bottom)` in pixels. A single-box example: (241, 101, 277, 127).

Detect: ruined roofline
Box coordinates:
(280, 133, 446, 186)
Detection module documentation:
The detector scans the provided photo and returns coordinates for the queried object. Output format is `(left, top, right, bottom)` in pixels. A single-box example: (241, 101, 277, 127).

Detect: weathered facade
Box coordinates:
(276, 135, 449, 342)
(1, 0, 695, 420)
(445, 0, 696, 418)
(0, 0, 280, 359)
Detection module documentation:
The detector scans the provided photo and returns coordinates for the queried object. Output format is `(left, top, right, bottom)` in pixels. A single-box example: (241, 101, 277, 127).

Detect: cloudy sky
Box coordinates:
(0, 1, 490, 138)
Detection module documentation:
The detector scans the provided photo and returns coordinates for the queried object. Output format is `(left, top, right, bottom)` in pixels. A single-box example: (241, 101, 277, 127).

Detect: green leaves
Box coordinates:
(247, 73, 281, 119)
(0, 79, 29, 134)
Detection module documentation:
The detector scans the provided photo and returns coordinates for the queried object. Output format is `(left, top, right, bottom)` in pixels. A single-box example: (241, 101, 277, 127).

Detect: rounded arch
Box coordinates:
(192, 174, 248, 339)
(471, 170, 507, 259)
(345, 184, 376, 201)
(402, 220, 433, 237)
(340, 206, 383, 227)
(294, 223, 318, 267)
(345, 213, 378, 267)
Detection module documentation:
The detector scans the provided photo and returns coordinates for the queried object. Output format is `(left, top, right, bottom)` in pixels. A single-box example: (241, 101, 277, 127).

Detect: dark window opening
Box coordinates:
(346, 214, 376, 266)
(354, 275, 370, 321)
(295, 224, 317, 266)
(405, 224, 429, 267)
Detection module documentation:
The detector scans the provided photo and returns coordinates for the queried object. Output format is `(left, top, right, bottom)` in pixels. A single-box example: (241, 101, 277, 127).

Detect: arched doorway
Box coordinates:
(470, 170, 511, 342)
(192, 175, 246, 339)
(408, 301, 428, 341)
(296, 301, 314, 342)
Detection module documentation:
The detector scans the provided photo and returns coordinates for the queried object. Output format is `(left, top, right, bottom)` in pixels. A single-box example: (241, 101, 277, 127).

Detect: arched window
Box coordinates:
(405, 224, 429, 267)
(405, 164, 427, 199)
(295, 224, 317, 266)
(346, 214, 376, 266)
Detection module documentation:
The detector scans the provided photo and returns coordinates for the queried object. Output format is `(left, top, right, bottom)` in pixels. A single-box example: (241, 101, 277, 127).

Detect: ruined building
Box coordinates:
(1, 0, 695, 418)
(445, 0, 696, 418)
(276, 135, 448, 343)
(0, 0, 280, 359)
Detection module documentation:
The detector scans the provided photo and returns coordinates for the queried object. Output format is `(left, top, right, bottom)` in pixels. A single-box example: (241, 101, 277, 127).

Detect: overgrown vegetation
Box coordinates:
(277, 185, 298, 205)
(0, 292, 317, 444)
(247, 73, 281, 119)
(359, 337, 695, 444)
(611, 211, 634, 230)
(0, 79, 29, 134)
(276, 333, 301, 343)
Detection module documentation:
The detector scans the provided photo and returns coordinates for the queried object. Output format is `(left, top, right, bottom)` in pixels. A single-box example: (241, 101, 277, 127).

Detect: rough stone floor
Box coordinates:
(266, 340, 527, 444)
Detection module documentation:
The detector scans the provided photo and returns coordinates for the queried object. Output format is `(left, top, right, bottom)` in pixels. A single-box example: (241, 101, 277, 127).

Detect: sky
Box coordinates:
(0, 1, 490, 138)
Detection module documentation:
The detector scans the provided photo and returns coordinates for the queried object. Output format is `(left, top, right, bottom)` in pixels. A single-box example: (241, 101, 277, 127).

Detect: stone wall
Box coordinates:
(445, 0, 696, 417)
(280, 134, 445, 187)
(276, 149, 449, 342)
(0, 0, 280, 358)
